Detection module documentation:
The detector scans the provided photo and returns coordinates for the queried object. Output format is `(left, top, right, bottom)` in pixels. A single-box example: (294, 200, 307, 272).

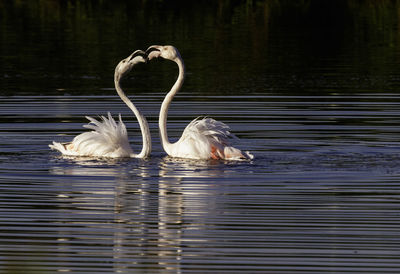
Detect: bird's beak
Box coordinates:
(145, 45, 162, 61)
(129, 50, 146, 61)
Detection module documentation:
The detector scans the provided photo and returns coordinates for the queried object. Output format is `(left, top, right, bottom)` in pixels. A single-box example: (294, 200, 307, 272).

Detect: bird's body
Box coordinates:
(146, 45, 253, 161)
(49, 50, 151, 159)
(167, 117, 252, 160)
(50, 113, 133, 158)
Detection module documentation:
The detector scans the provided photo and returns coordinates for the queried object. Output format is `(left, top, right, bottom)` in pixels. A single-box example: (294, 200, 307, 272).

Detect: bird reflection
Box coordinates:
(49, 155, 130, 176)
(48, 155, 227, 272)
(113, 163, 155, 272)
(155, 156, 224, 272)
(49, 157, 154, 272)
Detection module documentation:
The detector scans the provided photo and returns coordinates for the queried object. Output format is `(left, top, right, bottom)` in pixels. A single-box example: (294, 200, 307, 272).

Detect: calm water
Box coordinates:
(2, 0, 400, 273)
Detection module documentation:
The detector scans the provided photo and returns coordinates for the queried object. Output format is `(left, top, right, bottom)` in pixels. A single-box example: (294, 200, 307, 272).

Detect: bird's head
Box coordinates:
(114, 50, 146, 81)
(145, 45, 181, 62)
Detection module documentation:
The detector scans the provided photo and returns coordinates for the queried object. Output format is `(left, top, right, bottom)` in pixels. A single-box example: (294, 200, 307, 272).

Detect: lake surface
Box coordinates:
(2, 94, 400, 273)
(2, 1, 400, 273)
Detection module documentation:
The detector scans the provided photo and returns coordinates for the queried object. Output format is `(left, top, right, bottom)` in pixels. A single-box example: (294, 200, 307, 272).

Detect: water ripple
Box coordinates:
(1, 95, 400, 272)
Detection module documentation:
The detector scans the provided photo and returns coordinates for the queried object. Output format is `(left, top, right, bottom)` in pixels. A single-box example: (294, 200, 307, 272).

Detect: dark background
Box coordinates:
(1, 0, 400, 96)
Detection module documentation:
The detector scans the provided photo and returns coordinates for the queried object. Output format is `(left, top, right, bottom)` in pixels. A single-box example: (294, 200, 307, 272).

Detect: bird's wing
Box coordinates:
(172, 117, 231, 159)
(178, 117, 253, 160)
(69, 113, 133, 157)
(182, 117, 233, 143)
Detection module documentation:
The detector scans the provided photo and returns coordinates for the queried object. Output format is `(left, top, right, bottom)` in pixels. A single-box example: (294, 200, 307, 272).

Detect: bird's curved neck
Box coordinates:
(114, 76, 151, 158)
(159, 57, 185, 154)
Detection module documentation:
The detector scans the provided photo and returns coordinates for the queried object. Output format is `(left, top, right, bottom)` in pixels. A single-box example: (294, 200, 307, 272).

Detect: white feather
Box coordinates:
(169, 117, 253, 160)
(49, 113, 133, 158)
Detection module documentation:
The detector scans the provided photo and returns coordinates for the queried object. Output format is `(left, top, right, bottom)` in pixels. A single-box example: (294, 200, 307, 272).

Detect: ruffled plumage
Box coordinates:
(169, 117, 253, 160)
(149, 45, 253, 161)
(49, 112, 134, 158)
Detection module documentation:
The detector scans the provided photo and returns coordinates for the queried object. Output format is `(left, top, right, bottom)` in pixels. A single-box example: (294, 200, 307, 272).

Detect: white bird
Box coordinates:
(49, 50, 151, 158)
(146, 45, 253, 161)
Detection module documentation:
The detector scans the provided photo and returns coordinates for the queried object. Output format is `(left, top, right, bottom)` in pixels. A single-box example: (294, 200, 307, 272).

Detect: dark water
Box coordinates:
(2, 1, 400, 273)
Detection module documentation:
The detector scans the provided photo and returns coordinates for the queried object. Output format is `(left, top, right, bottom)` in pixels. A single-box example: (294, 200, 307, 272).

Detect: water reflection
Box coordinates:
(48, 158, 151, 272)
(48, 155, 231, 272)
(112, 162, 155, 272)
(3, 90, 400, 272)
(157, 165, 183, 273)
(111, 157, 228, 272)
(50, 156, 128, 175)
(155, 157, 226, 272)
